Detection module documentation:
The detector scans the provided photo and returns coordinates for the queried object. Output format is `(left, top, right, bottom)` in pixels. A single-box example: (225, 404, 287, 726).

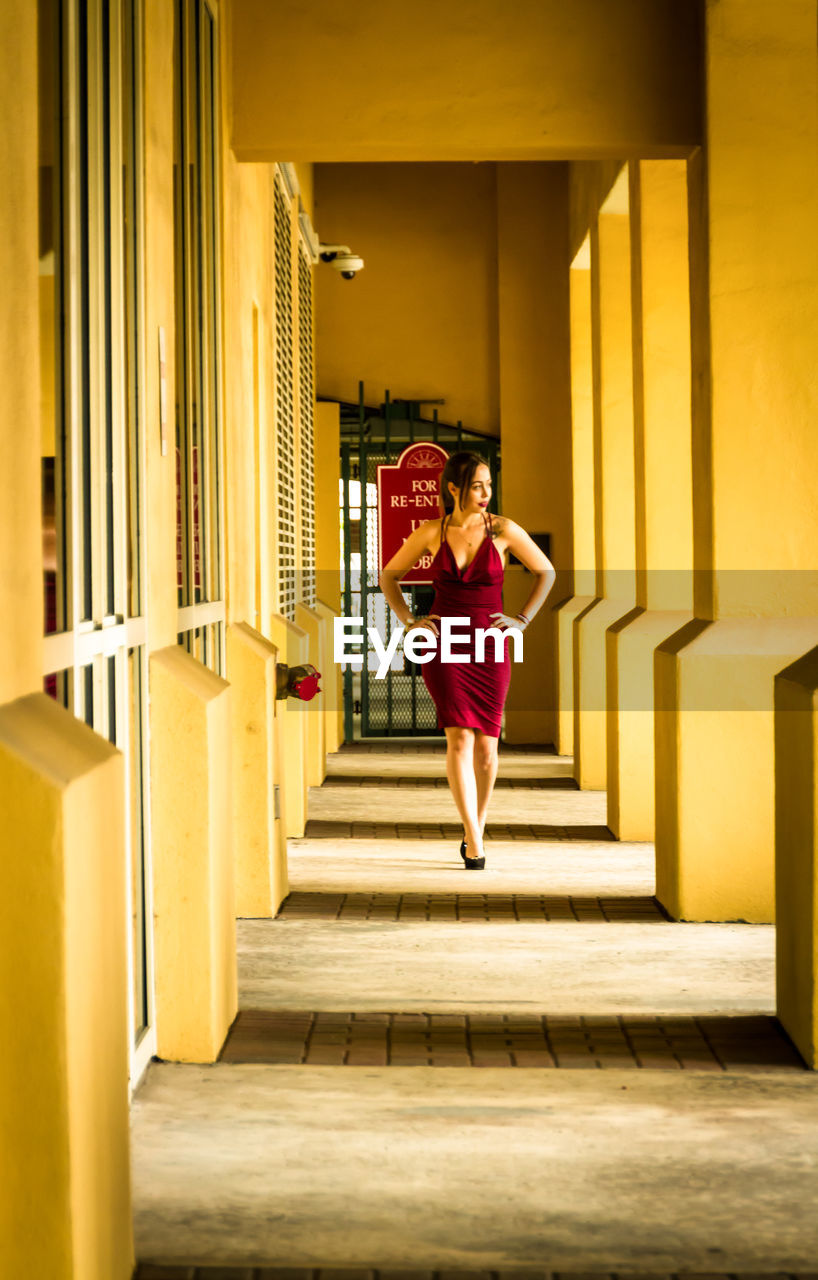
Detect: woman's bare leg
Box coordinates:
(474, 731, 500, 837)
(445, 727, 483, 856)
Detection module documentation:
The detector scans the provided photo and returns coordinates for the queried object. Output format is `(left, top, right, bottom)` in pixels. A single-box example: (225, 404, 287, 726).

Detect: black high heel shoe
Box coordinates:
(460, 837, 485, 868)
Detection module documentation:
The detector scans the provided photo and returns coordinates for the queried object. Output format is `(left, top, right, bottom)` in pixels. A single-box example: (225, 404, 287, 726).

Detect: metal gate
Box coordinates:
(340, 385, 500, 739)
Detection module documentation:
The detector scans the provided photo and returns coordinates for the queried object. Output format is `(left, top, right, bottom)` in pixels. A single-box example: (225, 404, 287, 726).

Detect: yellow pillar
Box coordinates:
(269, 613, 310, 837)
(655, 0, 818, 921)
(149, 647, 237, 1061)
(315, 598, 343, 752)
(314, 400, 342, 614)
(226, 623, 288, 917)
(496, 162, 572, 745)
(774, 647, 818, 1067)
(574, 170, 639, 792)
(606, 160, 696, 840)
(555, 236, 597, 757)
(295, 601, 327, 787)
(0, 696, 133, 1280)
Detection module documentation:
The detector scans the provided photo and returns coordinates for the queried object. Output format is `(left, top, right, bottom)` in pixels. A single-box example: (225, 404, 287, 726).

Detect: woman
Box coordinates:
(379, 451, 556, 870)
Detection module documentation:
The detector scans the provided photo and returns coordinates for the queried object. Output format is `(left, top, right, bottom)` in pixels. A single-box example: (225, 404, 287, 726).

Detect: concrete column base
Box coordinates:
(606, 608, 694, 840)
(554, 593, 597, 756)
(315, 599, 343, 752)
(655, 617, 818, 922)
(226, 623, 287, 917)
(775, 645, 818, 1068)
(0, 694, 133, 1279)
(573, 597, 636, 790)
(269, 614, 309, 837)
(295, 603, 327, 788)
(149, 647, 237, 1062)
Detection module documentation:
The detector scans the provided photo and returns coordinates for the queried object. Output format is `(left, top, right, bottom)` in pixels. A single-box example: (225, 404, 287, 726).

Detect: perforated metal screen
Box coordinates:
(274, 177, 296, 619)
(298, 243, 316, 609)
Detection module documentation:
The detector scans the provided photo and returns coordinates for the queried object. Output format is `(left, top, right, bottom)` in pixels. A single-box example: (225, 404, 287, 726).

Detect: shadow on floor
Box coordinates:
(218, 1010, 805, 1072)
(304, 820, 613, 841)
(276, 891, 665, 922)
(134, 1265, 818, 1278)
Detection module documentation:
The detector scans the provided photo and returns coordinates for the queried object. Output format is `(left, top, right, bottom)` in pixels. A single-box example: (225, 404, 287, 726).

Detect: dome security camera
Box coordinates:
(319, 244, 364, 280)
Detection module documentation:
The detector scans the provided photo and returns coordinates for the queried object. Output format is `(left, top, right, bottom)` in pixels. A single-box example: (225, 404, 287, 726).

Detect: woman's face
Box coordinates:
(451, 463, 492, 515)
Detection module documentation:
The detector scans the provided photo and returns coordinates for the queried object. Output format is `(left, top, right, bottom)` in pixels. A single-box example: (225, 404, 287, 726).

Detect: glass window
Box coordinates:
(39, 0, 153, 1072)
(174, 0, 224, 670)
(39, 0, 66, 637)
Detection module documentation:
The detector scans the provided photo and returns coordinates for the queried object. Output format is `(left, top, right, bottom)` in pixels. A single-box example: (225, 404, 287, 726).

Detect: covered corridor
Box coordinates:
(130, 743, 813, 1273)
(3, 0, 818, 1276)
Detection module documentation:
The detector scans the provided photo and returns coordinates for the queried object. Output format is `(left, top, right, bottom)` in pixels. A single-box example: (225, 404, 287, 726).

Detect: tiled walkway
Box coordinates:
(303, 819, 613, 841)
(277, 890, 665, 922)
(131, 741, 818, 1274)
(220, 1009, 803, 1071)
(134, 1270, 818, 1280)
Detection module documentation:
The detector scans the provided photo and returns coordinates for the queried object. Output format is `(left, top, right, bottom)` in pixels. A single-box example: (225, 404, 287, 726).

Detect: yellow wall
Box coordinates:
(144, 0, 179, 652)
(569, 161, 625, 261)
(295, 603, 327, 787)
(315, 162, 500, 436)
(703, 0, 818, 618)
(315, 598, 343, 752)
(149, 646, 237, 1061)
(775, 647, 818, 1067)
(293, 162, 314, 221)
(634, 159, 694, 614)
(0, 695, 133, 1279)
(0, 0, 331, 1269)
(553, 239, 596, 757)
(496, 163, 572, 743)
(0, 0, 41, 703)
(314, 399, 341, 611)
(570, 169, 639, 792)
(226, 623, 285, 916)
(569, 242, 595, 599)
(653, 0, 818, 920)
(269, 614, 310, 837)
(221, 154, 275, 627)
(597, 169, 636, 605)
(230, 0, 702, 161)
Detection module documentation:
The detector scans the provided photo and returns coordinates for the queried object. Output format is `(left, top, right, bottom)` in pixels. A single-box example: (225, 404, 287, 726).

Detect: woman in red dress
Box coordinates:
(379, 452, 556, 869)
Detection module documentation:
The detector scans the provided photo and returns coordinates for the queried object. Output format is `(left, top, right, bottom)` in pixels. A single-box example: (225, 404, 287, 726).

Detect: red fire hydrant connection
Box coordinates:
(276, 662, 322, 702)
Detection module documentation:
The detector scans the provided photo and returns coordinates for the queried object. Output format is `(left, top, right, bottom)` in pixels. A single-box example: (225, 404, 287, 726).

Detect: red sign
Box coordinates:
(377, 442, 449, 584)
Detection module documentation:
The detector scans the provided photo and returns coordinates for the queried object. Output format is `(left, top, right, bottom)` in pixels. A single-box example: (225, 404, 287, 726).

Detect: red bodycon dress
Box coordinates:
(421, 511, 513, 738)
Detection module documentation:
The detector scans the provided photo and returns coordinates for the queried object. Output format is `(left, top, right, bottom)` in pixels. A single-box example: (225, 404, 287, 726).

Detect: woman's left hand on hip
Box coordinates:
(489, 612, 527, 631)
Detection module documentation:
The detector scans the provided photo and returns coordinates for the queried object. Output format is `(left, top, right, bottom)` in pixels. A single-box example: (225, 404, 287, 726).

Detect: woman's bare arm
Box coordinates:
(493, 517, 556, 626)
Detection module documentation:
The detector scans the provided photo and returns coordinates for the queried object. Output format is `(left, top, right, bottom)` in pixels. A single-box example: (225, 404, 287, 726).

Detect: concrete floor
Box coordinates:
(133, 1065, 818, 1271)
(306, 782, 607, 827)
(286, 836, 655, 896)
(238, 917, 775, 1016)
(131, 743, 817, 1271)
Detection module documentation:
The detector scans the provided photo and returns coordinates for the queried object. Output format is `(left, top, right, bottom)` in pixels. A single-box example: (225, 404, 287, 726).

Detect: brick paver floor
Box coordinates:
(135, 1267, 818, 1278)
(304, 819, 612, 841)
(337, 741, 553, 754)
(277, 891, 665, 923)
(218, 1010, 804, 1071)
(135, 746, 805, 1273)
(322, 775, 579, 790)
